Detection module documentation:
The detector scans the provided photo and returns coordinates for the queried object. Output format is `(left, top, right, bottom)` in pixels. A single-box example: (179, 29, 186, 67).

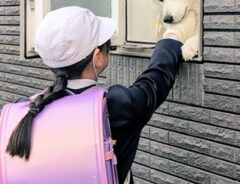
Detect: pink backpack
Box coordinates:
(0, 87, 118, 184)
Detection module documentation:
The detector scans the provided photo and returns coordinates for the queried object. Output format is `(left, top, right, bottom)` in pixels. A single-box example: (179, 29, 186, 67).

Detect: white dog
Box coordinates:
(156, 0, 200, 61)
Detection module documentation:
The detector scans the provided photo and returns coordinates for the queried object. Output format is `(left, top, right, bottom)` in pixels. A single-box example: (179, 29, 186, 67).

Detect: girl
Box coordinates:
(1, 6, 196, 184)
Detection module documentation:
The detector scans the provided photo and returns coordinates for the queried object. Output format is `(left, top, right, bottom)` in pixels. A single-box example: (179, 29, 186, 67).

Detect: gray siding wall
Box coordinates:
(0, 0, 240, 184)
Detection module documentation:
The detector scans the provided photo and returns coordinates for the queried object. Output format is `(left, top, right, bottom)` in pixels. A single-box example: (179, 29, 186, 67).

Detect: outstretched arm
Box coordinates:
(107, 39, 183, 128)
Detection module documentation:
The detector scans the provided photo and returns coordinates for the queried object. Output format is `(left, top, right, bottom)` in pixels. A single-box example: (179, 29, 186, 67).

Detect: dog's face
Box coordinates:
(159, 0, 193, 24)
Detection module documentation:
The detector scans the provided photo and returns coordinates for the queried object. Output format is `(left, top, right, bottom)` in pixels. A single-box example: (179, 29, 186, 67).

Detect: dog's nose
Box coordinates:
(164, 15, 174, 23)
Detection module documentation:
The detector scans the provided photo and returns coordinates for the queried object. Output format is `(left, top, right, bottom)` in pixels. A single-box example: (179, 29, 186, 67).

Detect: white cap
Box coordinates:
(35, 6, 116, 68)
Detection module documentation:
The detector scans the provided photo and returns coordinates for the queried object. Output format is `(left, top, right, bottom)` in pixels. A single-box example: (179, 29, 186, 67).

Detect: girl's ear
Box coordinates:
(93, 48, 103, 68)
(93, 48, 100, 58)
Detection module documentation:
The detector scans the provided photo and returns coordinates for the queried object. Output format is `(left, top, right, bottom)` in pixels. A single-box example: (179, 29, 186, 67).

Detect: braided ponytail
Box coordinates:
(6, 40, 111, 160)
(6, 75, 68, 160)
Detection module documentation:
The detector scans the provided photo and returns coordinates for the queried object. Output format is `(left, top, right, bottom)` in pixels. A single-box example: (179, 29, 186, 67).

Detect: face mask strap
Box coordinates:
(93, 58, 98, 81)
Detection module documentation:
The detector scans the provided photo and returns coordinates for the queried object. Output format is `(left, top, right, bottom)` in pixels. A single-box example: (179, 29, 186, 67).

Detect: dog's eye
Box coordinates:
(159, 0, 164, 2)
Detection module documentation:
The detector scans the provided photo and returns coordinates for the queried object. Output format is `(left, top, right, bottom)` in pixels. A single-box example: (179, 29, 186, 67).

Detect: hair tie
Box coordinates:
(59, 74, 68, 78)
(29, 102, 40, 116)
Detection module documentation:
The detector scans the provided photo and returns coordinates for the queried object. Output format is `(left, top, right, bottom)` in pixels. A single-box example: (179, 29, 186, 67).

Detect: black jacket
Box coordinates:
(16, 39, 183, 184)
(70, 39, 183, 183)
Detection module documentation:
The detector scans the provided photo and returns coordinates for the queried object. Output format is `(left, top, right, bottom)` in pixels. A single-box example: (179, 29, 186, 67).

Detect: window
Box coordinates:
(113, 0, 164, 57)
(20, 0, 51, 59)
(127, 0, 162, 43)
(114, 0, 203, 60)
(20, 0, 121, 58)
(20, 0, 203, 60)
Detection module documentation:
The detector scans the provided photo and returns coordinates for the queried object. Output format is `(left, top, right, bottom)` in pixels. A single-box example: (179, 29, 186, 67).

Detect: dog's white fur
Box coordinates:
(157, 0, 200, 61)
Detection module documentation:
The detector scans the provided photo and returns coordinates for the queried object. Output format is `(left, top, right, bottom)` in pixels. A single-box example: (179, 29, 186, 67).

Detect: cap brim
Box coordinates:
(97, 17, 117, 46)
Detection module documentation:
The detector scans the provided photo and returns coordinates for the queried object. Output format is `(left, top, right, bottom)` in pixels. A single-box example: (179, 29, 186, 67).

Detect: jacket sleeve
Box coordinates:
(107, 39, 183, 128)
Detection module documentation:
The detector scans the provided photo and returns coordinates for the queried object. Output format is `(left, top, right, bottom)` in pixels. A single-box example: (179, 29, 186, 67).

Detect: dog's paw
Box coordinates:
(181, 36, 199, 61)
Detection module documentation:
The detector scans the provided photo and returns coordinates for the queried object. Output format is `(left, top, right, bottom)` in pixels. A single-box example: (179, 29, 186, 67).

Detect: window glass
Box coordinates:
(51, 0, 111, 17)
(126, 0, 163, 44)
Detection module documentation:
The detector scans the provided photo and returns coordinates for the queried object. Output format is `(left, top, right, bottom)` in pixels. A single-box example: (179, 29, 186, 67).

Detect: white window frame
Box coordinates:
(20, 0, 50, 59)
(112, 0, 203, 60)
(20, 0, 203, 60)
(20, 0, 125, 59)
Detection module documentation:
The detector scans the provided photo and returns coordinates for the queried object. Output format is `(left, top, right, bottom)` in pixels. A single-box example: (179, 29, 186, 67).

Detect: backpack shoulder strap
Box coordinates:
(102, 97, 119, 184)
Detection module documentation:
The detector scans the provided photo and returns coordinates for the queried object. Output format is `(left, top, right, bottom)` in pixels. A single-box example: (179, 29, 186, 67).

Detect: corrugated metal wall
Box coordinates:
(0, 0, 240, 184)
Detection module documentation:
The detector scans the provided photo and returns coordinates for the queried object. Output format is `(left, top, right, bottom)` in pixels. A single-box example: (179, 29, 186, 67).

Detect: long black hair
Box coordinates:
(6, 40, 111, 160)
